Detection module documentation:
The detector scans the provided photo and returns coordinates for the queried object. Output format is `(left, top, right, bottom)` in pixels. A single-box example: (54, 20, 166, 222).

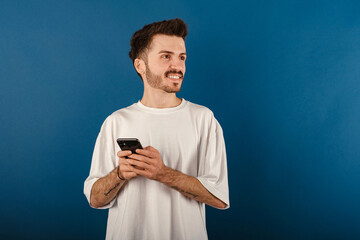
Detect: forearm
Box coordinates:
(126, 147, 227, 208)
(90, 167, 126, 208)
(159, 167, 227, 209)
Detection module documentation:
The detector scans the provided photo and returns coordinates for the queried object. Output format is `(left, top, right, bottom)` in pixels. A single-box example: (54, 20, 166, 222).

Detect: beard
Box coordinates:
(145, 63, 183, 93)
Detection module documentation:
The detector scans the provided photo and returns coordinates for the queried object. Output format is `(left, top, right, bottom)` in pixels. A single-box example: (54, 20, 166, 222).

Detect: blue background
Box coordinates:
(1, 0, 360, 239)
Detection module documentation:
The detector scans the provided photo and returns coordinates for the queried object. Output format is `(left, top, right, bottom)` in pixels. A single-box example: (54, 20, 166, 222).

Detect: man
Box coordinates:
(84, 18, 229, 240)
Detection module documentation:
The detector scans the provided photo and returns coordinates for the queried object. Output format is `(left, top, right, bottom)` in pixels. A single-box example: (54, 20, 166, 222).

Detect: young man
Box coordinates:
(84, 18, 229, 240)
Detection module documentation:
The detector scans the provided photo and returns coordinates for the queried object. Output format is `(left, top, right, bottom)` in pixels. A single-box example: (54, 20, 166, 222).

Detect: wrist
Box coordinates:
(157, 166, 174, 184)
(117, 166, 126, 181)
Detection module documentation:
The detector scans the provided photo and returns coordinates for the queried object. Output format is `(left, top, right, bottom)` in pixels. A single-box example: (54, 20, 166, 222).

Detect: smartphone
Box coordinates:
(117, 138, 143, 153)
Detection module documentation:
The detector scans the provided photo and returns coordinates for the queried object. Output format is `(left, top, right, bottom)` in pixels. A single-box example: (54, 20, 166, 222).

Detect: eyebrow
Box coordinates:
(158, 50, 187, 55)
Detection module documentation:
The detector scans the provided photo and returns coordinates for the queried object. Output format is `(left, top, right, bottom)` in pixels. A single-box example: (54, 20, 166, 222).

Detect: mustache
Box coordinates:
(165, 70, 183, 78)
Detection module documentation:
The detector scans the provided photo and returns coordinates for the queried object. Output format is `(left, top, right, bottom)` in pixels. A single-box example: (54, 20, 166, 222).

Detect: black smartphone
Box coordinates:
(116, 138, 143, 153)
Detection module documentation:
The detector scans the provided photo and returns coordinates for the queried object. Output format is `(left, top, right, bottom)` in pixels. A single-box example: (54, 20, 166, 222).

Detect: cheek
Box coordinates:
(148, 65, 165, 76)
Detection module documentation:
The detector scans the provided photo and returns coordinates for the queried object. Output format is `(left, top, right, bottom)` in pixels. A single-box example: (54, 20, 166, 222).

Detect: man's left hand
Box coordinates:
(127, 146, 168, 181)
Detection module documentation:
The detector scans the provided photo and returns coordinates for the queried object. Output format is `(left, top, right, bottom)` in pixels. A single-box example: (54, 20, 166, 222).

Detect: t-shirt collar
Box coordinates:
(136, 98, 187, 113)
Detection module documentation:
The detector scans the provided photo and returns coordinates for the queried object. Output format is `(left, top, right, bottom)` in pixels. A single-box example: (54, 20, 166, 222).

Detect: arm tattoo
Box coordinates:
(104, 182, 120, 197)
(171, 186, 198, 199)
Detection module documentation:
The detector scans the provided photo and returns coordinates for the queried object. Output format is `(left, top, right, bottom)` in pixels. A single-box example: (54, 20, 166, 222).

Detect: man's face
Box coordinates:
(143, 34, 186, 93)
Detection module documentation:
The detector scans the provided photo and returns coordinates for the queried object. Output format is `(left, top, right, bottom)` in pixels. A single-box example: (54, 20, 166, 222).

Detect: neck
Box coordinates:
(141, 88, 182, 108)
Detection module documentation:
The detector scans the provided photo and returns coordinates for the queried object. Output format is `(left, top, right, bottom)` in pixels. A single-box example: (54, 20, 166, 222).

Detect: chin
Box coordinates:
(163, 85, 182, 93)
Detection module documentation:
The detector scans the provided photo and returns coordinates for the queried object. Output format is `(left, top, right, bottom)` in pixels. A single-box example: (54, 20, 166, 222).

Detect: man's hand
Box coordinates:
(126, 146, 168, 181)
(117, 150, 138, 180)
(126, 145, 227, 208)
(90, 150, 135, 208)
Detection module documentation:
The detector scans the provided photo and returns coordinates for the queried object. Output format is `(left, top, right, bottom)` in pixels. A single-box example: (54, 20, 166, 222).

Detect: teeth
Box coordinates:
(168, 76, 180, 79)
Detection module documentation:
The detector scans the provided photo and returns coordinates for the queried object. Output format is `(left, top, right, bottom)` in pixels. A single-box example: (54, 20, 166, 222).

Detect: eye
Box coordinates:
(180, 55, 186, 61)
(161, 54, 170, 59)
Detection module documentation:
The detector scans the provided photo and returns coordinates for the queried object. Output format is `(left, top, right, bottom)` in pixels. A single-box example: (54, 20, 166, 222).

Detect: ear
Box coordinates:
(134, 58, 146, 76)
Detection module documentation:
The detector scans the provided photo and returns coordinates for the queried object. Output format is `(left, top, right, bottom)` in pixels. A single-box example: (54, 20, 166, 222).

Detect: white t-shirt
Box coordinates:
(84, 99, 229, 240)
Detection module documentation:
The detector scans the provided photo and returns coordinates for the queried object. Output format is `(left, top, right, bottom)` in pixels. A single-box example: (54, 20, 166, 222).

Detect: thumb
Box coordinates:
(144, 146, 153, 150)
(144, 145, 157, 152)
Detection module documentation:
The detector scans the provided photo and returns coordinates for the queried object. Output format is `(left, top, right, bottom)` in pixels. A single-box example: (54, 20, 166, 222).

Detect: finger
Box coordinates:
(119, 165, 128, 172)
(119, 164, 137, 172)
(146, 146, 159, 153)
(135, 148, 158, 158)
(127, 158, 150, 170)
(143, 146, 158, 152)
(124, 172, 137, 179)
(121, 170, 138, 180)
(119, 159, 145, 172)
(117, 150, 132, 158)
(129, 165, 149, 177)
(128, 153, 153, 163)
(118, 157, 131, 166)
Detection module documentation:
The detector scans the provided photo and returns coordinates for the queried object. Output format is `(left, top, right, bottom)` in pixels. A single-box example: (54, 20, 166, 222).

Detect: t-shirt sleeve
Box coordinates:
(83, 117, 118, 209)
(196, 115, 230, 209)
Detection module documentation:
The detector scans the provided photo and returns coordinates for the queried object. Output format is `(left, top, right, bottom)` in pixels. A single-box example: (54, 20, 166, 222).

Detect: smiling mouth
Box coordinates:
(167, 75, 181, 80)
(165, 71, 183, 80)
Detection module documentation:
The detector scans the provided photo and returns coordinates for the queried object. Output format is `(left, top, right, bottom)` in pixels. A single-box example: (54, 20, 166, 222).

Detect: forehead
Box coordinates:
(148, 34, 186, 53)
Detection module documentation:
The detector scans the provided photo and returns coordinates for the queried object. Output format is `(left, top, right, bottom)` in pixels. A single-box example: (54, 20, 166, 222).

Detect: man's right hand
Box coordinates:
(117, 150, 138, 180)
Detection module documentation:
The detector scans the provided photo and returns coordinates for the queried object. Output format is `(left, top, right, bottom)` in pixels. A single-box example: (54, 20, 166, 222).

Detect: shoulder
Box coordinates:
(101, 103, 137, 128)
(186, 100, 215, 119)
(185, 100, 220, 131)
(186, 100, 224, 137)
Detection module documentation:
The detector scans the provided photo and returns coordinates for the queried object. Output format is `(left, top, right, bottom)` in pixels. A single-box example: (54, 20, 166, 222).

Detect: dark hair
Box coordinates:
(129, 18, 188, 63)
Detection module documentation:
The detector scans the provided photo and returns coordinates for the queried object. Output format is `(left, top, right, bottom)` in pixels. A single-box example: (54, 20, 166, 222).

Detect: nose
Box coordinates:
(169, 58, 185, 71)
